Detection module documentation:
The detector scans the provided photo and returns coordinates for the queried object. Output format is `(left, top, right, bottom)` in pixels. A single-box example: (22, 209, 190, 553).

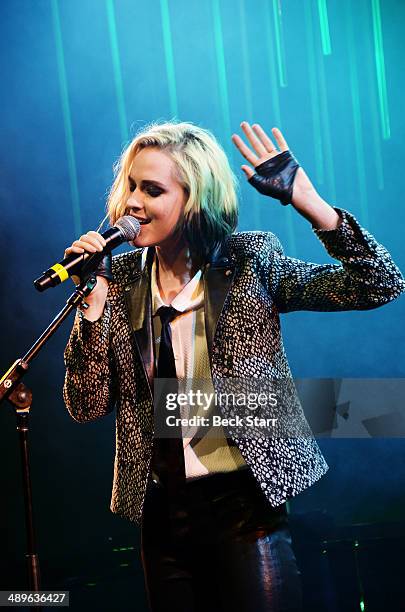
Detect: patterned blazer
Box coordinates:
(63, 207, 405, 525)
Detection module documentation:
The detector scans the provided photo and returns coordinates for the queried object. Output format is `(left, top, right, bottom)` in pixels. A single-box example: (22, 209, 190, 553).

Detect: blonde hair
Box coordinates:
(106, 120, 239, 260)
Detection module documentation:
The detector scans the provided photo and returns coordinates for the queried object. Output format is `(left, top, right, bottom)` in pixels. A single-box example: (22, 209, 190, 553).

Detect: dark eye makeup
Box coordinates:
(128, 177, 164, 197)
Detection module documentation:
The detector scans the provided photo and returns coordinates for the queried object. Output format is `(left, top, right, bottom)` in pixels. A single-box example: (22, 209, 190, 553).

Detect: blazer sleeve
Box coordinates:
(63, 301, 118, 422)
(269, 207, 405, 313)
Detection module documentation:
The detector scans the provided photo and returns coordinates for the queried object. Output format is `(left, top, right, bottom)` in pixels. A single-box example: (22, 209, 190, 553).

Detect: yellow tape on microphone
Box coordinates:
(50, 263, 69, 283)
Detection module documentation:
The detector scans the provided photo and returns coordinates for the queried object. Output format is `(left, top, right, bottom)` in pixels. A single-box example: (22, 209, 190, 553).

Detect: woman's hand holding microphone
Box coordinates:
(64, 231, 111, 322)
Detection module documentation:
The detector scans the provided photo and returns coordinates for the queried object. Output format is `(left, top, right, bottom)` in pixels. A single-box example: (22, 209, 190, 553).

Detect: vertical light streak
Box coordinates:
(239, 0, 253, 122)
(264, 2, 296, 254)
(51, 0, 82, 236)
(371, 0, 391, 139)
(304, 2, 324, 186)
(272, 0, 287, 88)
(264, 0, 297, 252)
(239, 0, 261, 229)
(317, 0, 332, 56)
(263, 1, 282, 128)
(364, 3, 384, 190)
(308, 2, 336, 205)
(160, 0, 178, 118)
(346, 1, 369, 224)
(315, 47, 336, 205)
(106, 0, 128, 143)
(211, 0, 232, 158)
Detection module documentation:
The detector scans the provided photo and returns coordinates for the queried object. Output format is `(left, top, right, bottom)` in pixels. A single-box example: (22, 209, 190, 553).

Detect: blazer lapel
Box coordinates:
(124, 247, 155, 397)
(203, 244, 235, 371)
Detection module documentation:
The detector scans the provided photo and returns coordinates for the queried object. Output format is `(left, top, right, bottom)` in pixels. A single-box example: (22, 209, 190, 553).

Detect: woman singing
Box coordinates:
(63, 120, 405, 611)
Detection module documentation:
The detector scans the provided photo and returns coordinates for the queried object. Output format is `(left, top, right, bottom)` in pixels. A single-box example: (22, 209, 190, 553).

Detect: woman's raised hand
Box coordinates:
(231, 122, 317, 208)
(231, 122, 289, 179)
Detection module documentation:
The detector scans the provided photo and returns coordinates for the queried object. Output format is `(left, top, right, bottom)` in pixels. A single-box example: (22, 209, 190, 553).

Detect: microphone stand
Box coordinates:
(0, 275, 98, 609)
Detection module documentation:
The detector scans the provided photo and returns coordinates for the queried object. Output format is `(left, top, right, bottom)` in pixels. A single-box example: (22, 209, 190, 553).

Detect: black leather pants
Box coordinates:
(141, 467, 303, 612)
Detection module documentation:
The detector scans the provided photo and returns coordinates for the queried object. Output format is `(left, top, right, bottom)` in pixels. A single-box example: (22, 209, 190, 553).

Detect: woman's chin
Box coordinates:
(131, 234, 153, 248)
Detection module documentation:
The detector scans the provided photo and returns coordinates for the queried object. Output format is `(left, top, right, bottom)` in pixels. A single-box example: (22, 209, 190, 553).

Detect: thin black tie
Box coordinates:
(152, 305, 186, 492)
(157, 306, 178, 380)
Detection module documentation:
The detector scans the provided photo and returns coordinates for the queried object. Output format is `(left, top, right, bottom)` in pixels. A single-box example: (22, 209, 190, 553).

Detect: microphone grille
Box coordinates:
(114, 215, 141, 241)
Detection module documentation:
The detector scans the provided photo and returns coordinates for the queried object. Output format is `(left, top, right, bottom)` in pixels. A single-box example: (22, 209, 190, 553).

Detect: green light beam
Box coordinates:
(106, 0, 128, 144)
(364, 3, 384, 190)
(304, 1, 324, 186)
(239, 0, 253, 122)
(371, 0, 391, 139)
(272, 0, 287, 88)
(211, 0, 232, 160)
(239, 0, 261, 230)
(317, 0, 332, 55)
(51, 0, 82, 236)
(315, 43, 336, 205)
(265, 1, 295, 255)
(346, 0, 369, 225)
(309, 1, 337, 205)
(263, 0, 282, 128)
(160, 0, 178, 118)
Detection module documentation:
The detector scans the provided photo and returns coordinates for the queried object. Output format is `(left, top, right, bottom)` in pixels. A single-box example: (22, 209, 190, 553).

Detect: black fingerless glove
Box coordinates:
(248, 150, 300, 205)
(81, 251, 113, 282)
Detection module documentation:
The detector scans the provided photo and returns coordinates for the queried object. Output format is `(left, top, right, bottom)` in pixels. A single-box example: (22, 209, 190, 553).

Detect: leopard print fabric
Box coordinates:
(63, 207, 405, 524)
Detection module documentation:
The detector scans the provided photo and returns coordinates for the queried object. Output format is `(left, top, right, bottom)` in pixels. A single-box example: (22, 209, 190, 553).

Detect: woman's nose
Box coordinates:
(126, 192, 144, 212)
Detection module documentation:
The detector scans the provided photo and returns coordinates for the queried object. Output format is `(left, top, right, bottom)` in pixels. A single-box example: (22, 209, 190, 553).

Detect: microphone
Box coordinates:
(34, 216, 141, 292)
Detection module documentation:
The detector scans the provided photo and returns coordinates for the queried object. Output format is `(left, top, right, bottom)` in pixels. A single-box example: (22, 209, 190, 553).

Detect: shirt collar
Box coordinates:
(151, 254, 203, 316)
